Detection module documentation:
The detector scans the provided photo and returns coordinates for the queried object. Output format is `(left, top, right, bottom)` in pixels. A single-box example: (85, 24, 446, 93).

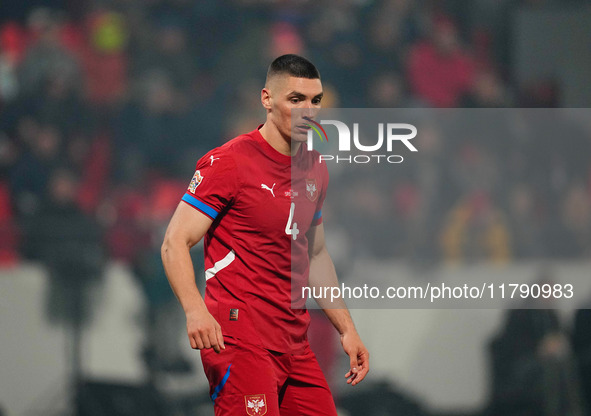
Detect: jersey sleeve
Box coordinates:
(181, 150, 240, 220)
(311, 161, 329, 226)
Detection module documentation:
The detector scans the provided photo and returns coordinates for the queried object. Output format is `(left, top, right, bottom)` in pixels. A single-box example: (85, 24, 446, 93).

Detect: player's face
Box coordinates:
(263, 76, 323, 143)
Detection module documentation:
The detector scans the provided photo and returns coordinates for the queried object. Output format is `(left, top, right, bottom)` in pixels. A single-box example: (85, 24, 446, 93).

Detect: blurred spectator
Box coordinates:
(0, 179, 19, 265)
(0, 131, 17, 180)
(222, 77, 265, 140)
(573, 305, 591, 416)
(519, 79, 560, 108)
(0, 23, 25, 105)
(462, 69, 510, 108)
(268, 21, 305, 62)
(80, 10, 128, 106)
(450, 142, 499, 196)
(18, 8, 81, 97)
(488, 275, 584, 416)
(25, 168, 104, 325)
(343, 176, 395, 259)
(506, 184, 544, 258)
(325, 35, 366, 107)
(115, 69, 193, 180)
(131, 178, 194, 375)
(131, 15, 195, 90)
(398, 124, 449, 265)
(104, 186, 150, 262)
(9, 123, 62, 216)
(558, 183, 591, 258)
(366, 71, 407, 108)
(365, 0, 420, 80)
(407, 15, 475, 107)
(440, 191, 511, 264)
(21, 66, 88, 136)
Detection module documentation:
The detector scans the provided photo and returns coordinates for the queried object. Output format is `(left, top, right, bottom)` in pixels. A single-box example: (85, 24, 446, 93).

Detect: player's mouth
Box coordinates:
(295, 124, 311, 134)
(295, 116, 316, 132)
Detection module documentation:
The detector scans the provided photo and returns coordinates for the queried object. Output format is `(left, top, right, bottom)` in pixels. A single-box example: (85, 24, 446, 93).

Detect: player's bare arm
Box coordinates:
(161, 202, 225, 353)
(307, 223, 369, 386)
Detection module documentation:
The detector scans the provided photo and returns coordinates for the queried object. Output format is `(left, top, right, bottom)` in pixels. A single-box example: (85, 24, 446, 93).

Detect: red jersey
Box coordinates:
(181, 127, 328, 353)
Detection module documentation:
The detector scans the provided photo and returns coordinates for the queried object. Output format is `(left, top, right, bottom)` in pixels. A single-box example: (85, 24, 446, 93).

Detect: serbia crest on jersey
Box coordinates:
(305, 179, 318, 201)
(245, 394, 267, 416)
(181, 127, 328, 353)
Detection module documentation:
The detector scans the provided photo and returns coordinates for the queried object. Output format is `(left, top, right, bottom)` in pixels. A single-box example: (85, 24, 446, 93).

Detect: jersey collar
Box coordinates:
(253, 125, 293, 165)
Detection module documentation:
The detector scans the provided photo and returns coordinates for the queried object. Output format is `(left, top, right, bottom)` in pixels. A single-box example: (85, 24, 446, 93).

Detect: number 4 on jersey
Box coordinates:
(285, 202, 299, 240)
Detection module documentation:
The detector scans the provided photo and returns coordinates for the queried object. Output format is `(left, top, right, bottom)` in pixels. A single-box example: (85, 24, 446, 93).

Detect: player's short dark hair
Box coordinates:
(266, 54, 320, 84)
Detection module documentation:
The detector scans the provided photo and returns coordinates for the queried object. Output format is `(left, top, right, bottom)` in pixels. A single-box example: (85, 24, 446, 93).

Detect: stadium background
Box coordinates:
(1, 0, 591, 415)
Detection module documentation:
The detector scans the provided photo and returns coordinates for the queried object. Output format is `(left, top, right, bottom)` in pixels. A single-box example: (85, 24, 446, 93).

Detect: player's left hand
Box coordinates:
(341, 331, 369, 386)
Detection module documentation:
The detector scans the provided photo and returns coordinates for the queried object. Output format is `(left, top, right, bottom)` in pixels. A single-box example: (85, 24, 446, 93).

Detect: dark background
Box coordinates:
(1, 1, 591, 416)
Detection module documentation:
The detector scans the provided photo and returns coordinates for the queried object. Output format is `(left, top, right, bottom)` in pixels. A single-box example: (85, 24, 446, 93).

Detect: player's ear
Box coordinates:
(261, 88, 272, 110)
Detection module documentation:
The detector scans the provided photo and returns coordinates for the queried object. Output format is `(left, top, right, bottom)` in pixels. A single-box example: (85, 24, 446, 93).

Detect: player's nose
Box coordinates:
(301, 105, 317, 120)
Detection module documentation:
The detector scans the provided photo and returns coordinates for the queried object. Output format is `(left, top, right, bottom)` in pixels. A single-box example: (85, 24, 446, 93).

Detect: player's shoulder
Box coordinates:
(195, 131, 255, 168)
(203, 130, 260, 161)
(223, 130, 261, 154)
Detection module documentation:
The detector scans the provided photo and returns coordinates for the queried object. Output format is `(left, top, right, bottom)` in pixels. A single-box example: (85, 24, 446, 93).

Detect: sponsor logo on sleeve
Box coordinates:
(188, 170, 203, 193)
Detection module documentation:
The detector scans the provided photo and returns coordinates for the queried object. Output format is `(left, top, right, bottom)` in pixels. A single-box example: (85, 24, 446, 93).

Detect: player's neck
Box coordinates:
(259, 123, 301, 157)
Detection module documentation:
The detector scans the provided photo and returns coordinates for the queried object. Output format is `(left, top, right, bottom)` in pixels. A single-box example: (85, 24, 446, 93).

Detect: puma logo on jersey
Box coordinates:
(210, 155, 220, 166)
(261, 183, 276, 197)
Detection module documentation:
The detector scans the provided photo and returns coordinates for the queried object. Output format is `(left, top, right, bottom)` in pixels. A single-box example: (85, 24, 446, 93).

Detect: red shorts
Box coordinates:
(201, 339, 337, 416)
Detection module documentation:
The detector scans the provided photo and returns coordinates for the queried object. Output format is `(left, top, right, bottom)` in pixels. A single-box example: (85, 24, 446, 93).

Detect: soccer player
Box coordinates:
(161, 54, 369, 416)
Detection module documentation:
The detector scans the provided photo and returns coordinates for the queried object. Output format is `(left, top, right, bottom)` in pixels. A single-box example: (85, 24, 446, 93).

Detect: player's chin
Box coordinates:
(291, 129, 309, 143)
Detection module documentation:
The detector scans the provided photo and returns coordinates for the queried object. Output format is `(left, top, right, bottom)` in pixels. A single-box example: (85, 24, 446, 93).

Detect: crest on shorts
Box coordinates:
(245, 394, 267, 416)
(306, 179, 318, 201)
(188, 170, 203, 193)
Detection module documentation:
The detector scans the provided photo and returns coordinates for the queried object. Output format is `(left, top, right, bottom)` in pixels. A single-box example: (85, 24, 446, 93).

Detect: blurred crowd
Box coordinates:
(484, 270, 591, 416)
(1, 2, 591, 415)
(1, 0, 590, 269)
(328, 108, 591, 268)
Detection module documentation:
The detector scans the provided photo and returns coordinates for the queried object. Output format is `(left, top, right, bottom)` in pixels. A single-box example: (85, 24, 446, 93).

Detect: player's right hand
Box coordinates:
(186, 309, 226, 353)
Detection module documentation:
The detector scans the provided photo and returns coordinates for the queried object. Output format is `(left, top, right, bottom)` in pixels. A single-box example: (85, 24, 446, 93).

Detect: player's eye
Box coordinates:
(312, 98, 322, 105)
(290, 97, 300, 104)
